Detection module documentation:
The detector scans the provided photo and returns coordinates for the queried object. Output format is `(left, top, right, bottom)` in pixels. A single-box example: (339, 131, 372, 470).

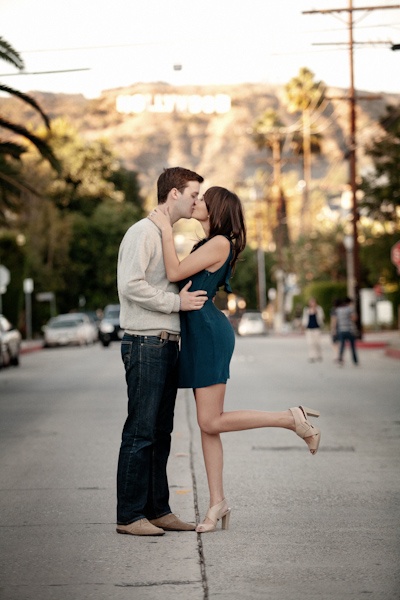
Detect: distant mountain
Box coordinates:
(2, 82, 398, 201)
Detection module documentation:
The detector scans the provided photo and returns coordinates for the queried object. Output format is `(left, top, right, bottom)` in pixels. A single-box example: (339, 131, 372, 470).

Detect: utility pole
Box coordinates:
(303, 1, 400, 337)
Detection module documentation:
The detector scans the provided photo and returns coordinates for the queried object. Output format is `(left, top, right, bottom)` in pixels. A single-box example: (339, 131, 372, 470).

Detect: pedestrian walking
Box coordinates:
(332, 297, 359, 366)
(116, 167, 208, 537)
(149, 186, 321, 534)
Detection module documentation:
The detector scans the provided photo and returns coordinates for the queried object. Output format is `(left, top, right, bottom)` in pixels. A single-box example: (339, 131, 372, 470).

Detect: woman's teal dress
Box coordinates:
(178, 238, 235, 389)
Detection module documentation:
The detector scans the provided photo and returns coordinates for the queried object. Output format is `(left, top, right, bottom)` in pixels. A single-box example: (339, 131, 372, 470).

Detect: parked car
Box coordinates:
(0, 314, 21, 368)
(237, 311, 268, 336)
(99, 304, 122, 347)
(43, 313, 98, 347)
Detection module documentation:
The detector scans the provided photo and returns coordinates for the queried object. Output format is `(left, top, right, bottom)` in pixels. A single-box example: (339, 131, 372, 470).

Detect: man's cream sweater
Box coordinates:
(117, 218, 181, 336)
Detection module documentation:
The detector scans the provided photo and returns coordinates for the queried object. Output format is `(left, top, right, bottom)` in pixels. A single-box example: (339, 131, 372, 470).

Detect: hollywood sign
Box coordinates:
(116, 93, 231, 115)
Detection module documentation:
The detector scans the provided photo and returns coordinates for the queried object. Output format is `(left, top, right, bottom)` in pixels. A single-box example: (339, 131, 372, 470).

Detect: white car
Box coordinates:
(237, 312, 268, 336)
(0, 314, 22, 367)
(43, 313, 98, 347)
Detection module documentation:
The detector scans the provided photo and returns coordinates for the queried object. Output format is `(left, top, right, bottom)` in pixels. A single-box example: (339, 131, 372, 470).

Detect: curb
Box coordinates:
(384, 346, 400, 360)
(356, 341, 387, 349)
(20, 342, 44, 354)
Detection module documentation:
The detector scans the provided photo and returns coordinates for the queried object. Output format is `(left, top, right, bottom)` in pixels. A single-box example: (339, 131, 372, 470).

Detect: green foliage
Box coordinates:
(360, 232, 400, 286)
(0, 37, 61, 223)
(291, 230, 346, 289)
(361, 103, 400, 224)
(66, 200, 144, 312)
(231, 246, 276, 310)
(285, 67, 326, 114)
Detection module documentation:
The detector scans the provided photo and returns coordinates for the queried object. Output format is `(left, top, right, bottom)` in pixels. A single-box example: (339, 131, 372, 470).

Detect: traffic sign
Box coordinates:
(391, 241, 400, 274)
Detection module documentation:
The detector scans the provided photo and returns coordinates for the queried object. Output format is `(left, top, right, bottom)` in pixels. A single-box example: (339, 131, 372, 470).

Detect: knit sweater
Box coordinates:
(117, 218, 181, 335)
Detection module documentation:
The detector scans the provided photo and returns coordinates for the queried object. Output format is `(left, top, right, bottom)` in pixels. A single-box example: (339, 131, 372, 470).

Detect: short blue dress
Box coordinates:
(178, 238, 235, 389)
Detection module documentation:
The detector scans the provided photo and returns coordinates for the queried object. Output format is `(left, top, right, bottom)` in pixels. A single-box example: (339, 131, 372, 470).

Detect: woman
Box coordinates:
(148, 186, 321, 533)
(301, 297, 325, 362)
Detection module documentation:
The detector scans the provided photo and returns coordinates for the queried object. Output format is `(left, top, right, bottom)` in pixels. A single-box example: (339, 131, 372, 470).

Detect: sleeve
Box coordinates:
(118, 228, 180, 314)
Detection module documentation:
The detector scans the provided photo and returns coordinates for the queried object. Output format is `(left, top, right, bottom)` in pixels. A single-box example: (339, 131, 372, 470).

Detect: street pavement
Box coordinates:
(1, 332, 399, 600)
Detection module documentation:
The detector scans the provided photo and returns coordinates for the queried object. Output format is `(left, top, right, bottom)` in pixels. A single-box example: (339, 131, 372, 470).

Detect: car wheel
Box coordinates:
(101, 340, 110, 347)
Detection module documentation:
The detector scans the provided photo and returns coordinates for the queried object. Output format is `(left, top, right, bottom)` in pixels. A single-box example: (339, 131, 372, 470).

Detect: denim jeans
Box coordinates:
(117, 333, 179, 525)
(338, 331, 358, 364)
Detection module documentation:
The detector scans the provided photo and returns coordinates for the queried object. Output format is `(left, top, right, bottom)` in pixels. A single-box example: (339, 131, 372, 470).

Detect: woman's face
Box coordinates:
(192, 195, 209, 223)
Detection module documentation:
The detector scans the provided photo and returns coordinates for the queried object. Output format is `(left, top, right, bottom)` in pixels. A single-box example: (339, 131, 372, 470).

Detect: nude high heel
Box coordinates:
(289, 406, 321, 455)
(196, 499, 231, 533)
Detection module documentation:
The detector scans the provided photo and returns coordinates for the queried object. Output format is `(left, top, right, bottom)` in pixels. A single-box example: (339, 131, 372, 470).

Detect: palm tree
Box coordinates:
(252, 108, 290, 252)
(285, 67, 326, 233)
(0, 36, 60, 223)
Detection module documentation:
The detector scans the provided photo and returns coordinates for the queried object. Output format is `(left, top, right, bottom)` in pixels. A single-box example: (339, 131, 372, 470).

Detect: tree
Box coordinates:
(14, 119, 145, 325)
(252, 109, 290, 254)
(0, 36, 60, 223)
(361, 103, 400, 226)
(284, 67, 326, 233)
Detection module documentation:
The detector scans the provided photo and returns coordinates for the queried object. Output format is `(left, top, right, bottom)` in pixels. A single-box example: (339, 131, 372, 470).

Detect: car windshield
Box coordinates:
(49, 319, 81, 328)
(105, 309, 119, 319)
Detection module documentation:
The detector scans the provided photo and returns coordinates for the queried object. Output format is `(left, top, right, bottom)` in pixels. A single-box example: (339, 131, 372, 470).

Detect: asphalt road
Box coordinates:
(0, 334, 399, 600)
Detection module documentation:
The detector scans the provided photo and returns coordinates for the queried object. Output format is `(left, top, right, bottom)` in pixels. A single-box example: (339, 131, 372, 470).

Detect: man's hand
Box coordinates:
(179, 281, 207, 311)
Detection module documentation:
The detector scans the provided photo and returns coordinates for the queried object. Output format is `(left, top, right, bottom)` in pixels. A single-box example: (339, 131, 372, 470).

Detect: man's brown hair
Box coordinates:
(157, 167, 204, 203)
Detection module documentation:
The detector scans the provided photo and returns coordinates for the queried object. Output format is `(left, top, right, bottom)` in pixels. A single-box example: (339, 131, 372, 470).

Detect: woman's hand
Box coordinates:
(148, 206, 172, 232)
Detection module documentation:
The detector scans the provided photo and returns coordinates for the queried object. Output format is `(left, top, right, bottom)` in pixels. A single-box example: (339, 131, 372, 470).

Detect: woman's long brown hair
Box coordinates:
(202, 186, 246, 271)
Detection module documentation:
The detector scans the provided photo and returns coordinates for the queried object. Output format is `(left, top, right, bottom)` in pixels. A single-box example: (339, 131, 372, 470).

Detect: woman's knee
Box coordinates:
(197, 416, 219, 435)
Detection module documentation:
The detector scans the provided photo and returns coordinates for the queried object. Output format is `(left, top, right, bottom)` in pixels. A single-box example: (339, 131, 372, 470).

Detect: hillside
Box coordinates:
(2, 81, 399, 204)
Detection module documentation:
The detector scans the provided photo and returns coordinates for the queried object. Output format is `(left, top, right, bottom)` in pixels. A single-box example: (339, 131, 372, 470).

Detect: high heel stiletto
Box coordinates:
(289, 405, 321, 455)
(196, 499, 231, 533)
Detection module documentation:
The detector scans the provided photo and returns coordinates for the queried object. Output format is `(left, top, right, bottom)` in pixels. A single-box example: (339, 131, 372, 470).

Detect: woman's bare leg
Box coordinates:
(195, 384, 296, 435)
(195, 385, 226, 525)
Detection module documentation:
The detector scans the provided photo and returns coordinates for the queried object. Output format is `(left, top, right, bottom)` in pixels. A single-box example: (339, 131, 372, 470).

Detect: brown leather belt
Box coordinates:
(159, 331, 180, 342)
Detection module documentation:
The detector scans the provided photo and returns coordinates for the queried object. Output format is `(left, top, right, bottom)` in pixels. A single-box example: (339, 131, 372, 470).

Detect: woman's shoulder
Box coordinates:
(208, 235, 231, 250)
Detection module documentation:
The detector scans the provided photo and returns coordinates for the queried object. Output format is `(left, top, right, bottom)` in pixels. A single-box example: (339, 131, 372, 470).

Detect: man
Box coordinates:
(116, 167, 207, 536)
(333, 296, 359, 366)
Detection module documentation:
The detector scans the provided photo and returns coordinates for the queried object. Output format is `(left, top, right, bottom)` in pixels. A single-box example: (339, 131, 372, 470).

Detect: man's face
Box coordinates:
(176, 180, 201, 219)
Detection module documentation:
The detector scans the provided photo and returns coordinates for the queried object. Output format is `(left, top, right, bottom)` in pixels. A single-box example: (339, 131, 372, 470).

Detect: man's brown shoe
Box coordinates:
(149, 513, 195, 531)
(116, 518, 165, 536)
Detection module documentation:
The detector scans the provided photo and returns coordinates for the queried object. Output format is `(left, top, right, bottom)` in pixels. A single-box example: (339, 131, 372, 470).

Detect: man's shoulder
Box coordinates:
(122, 218, 159, 241)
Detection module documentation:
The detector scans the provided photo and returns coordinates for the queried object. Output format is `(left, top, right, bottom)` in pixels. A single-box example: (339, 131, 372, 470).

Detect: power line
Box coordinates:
(0, 68, 90, 76)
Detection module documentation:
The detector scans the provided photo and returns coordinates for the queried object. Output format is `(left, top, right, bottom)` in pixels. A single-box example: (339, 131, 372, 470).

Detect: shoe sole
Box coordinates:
(116, 527, 165, 536)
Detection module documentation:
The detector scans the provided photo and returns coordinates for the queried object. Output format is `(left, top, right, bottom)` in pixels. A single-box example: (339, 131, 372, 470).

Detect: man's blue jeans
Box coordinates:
(338, 331, 358, 364)
(117, 333, 179, 525)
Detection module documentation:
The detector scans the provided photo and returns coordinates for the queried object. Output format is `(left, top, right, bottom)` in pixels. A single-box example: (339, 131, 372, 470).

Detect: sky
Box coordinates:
(1, 0, 400, 98)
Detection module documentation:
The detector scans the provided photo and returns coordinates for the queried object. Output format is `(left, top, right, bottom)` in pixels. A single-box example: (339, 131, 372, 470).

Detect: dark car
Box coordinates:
(0, 314, 22, 368)
(99, 304, 122, 347)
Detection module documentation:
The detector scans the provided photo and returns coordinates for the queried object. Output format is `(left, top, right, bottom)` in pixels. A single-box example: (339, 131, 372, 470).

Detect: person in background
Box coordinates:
(332, 296, 359, 366)
(116, 167, 208, 537)
(330, 298, 342, 362)
(302, 297, 325, 362)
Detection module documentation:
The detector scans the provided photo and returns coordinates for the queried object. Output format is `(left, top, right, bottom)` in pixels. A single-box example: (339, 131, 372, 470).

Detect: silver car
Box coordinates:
(237, 311, 268, 336)
(43, 313, 98, 347)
